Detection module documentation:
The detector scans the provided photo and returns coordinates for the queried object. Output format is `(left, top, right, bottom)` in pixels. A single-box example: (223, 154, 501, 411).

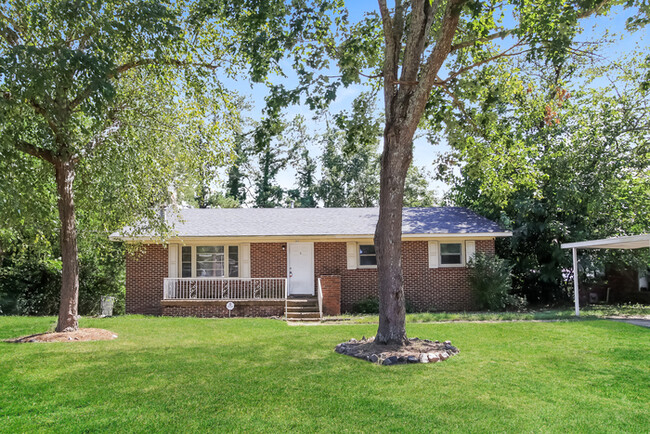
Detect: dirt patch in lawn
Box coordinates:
(335, 336, 459, 365)
(6, 328, 118, 343)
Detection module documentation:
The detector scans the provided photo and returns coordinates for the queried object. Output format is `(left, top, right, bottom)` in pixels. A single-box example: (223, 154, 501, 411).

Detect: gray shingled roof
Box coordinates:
(119, 207, 507, 238)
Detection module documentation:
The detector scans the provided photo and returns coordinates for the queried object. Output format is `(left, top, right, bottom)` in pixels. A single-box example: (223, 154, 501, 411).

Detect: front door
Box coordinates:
(287, 242, 314, 295)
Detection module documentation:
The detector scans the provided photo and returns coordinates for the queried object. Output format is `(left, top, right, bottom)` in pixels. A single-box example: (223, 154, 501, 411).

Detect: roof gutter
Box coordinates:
(110, 231, 513, 242)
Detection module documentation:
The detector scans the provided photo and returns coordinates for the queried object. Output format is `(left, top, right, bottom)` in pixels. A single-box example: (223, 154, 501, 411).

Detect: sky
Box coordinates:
(220, 2, 648, 200)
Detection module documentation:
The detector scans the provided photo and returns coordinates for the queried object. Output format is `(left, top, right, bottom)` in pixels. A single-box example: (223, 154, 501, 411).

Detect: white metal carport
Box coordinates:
(561, 234, 650, 316)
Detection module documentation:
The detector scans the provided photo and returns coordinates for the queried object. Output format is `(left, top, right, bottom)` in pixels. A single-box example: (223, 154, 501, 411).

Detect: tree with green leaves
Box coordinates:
(288, 147, 319, 208)
(319, 130, 381, 208)
(319, 0, 645, 344)
(318, 92, 437, 208)
(253, 145, 287, 208)
(225, 136, 250, 204)
(318, 92, 381, 207)
(404, 166, 437, 207)
(0, 0, 241, 331)
(443, 53, 650, 302)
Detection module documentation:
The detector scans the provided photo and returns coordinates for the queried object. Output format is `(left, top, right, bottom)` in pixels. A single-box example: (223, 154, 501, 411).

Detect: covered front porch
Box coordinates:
(162, 277, 291, 318)
(161, 276, 335, 320)
(163, 277, 288, 301)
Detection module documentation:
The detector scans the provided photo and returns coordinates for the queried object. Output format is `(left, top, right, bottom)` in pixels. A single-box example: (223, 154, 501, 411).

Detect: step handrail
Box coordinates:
(317, 278, 323, 320)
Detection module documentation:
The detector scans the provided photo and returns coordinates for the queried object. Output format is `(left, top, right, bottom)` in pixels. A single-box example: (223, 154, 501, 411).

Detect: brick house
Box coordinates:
(112, 207, 511, 319)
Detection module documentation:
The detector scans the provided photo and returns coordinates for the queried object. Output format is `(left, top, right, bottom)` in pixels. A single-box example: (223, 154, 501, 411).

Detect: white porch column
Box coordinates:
(572, 247, 580, 317)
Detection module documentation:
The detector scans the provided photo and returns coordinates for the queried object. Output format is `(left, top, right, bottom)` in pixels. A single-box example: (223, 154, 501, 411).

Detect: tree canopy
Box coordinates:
(0, 0, 289, 330)
(440, 53, 650, 302)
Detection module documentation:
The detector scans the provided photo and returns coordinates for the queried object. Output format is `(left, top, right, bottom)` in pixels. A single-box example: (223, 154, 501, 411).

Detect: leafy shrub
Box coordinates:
(468, 253, 519, 311)
(0, 239, 125, 316)
(505, 294, 528, 311)
(78, 249, 125, 316)
(352, 296, 379, 314)
(0, 258, 61, 315)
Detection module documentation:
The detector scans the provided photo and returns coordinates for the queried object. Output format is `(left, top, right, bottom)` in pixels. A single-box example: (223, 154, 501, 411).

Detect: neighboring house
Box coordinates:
(111, 207, 511, 319)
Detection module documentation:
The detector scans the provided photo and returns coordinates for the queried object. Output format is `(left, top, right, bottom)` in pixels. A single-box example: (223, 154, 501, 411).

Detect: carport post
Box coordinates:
(572, 247, 580, 317)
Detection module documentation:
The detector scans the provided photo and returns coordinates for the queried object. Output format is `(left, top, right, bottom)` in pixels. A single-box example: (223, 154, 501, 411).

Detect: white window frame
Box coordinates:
(439, 242, 464, 267)
(178, 244, 241, 278)
(357, 243, 378, 269)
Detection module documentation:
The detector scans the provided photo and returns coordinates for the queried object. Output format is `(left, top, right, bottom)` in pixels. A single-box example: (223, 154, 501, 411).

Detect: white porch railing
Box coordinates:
(317, 278, 323, 319)
(163, 278, 287, 300)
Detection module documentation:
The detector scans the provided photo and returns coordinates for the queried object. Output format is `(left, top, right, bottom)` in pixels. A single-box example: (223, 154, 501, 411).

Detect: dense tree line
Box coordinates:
(438, 54, 650, 304)
(189, 94, 437, 209)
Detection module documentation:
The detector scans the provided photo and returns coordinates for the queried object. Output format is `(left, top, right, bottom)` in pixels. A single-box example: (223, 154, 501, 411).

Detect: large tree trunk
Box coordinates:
(374, 126, 412, 345)
(54, 159, 80, 332)
(373, 0, 465, 345)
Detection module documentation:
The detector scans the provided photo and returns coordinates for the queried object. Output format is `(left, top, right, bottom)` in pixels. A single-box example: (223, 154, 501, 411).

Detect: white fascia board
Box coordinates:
(561, 234, 650, 250)
(112, 231, 513, 243)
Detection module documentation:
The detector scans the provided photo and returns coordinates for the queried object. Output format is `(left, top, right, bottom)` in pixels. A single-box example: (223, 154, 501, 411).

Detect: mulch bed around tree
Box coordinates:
(335, 336, 459, 365)
(6, 328, 118, 343)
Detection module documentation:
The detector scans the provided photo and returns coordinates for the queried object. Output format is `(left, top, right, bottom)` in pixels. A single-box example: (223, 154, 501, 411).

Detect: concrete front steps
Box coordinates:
(285, 297, 321, 322)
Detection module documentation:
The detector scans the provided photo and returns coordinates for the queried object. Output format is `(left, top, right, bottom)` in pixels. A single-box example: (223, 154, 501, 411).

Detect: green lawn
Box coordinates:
(1, 316, 648, 432)
(340, 303, 650, 324)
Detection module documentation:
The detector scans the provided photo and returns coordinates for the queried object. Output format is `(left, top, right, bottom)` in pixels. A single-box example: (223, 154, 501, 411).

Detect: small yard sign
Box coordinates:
(226, 302, 234, 317)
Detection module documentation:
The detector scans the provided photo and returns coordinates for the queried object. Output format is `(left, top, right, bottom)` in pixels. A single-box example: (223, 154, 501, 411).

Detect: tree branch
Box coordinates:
(113, 58, 220, 77)
(411, 0, 467, 122)
(0, 10, 21, 46)
(326, 71, 383, 80)
(28, 99, 65, 145)
(75, 115, 123, 163)
(576, 0, 610, 19)
(377, 0, 393, 44)
(435, 78, 479, 132)
(69, 58, 221, 111)
(399, 0, 436, 85)
(450, 29, 515, 52)
(378, 0, 400, 121)
(444, 43, 529, 82)
(450, 0, 612, 53)
(14, 140, 57, 164)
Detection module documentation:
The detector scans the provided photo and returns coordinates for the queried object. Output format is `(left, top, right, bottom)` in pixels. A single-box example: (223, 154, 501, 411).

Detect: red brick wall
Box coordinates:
(251, 242, 287, 278)
(314, 240, 495, 312)
(320, 275, 341, 315)
(314, 242, 377, 311)
(162, 301, 284, 318)
(125, 244, 167, 315)
(126, 239, 496, 316)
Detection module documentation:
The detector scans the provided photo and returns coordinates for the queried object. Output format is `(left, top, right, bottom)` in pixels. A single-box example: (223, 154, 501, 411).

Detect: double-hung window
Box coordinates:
(359, 244, 377, 267)
(181, 246, 192, 277)
(228, 246, 239, 277)
(440, 243, 462, 265)
(180, 245, 239, 278)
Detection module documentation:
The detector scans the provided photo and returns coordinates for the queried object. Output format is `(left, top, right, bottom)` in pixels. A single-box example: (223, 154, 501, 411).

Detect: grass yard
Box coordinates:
(1, 316, 649, 432)
(341, 303, 650, 324)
